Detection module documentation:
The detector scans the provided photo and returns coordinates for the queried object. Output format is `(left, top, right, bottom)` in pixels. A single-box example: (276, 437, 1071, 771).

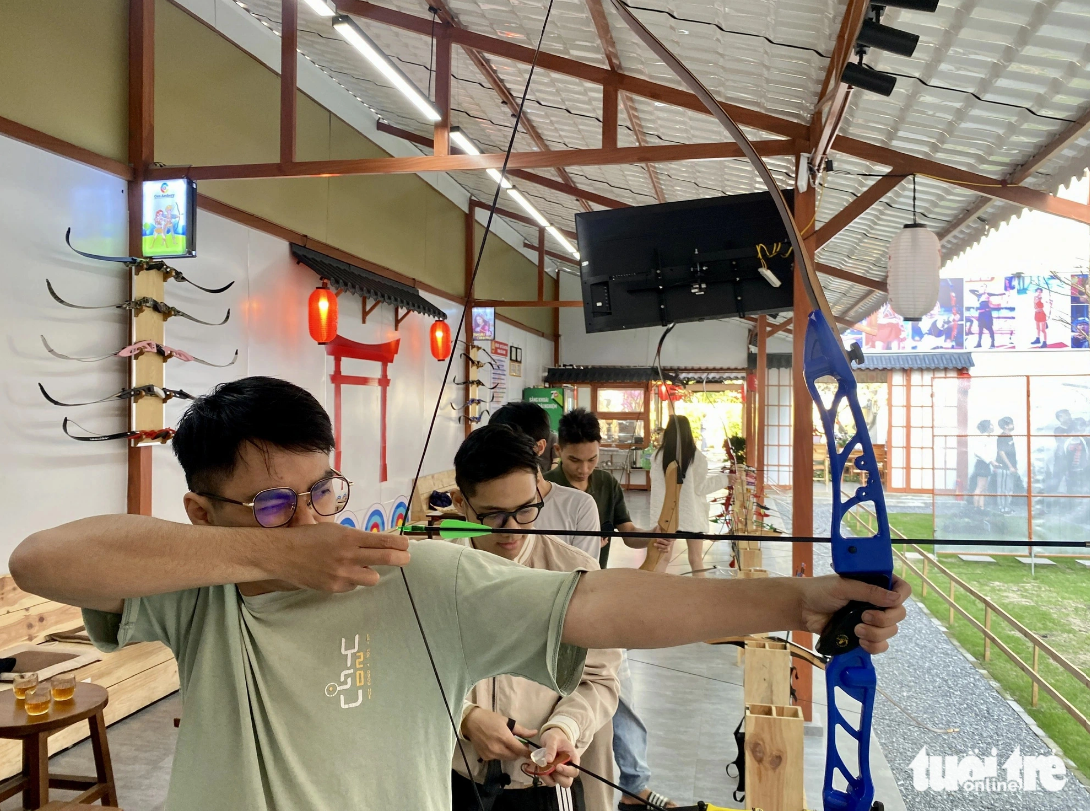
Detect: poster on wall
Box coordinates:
(847, 278, 964, 351)
(491, 340, 508, 402)
(141, 178, 196, 258)
(1069, 274, 1088, 349)
(510, 346, 523, 377)
(472, 307, 495, 341)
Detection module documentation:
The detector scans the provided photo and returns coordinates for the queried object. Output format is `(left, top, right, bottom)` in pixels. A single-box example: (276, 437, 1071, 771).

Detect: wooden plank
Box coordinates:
(0, 115, 133, 181)
(0, 577, 53, 615)
(745, 704, 805, 811)
(737, 568, 769, 580)
(744, 641, 791, 706)
(738, 548, 764, 571)
(279, 0, 298, 164)
(143, 140, 800, 182)
(0, 604, 82, 652)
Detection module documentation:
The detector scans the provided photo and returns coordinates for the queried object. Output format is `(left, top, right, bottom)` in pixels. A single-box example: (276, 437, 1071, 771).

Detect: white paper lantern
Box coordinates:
(887, 223, 941, 321)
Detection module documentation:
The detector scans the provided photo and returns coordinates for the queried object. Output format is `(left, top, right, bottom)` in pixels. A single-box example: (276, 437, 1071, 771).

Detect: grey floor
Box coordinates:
(12, 488, 1084, 810)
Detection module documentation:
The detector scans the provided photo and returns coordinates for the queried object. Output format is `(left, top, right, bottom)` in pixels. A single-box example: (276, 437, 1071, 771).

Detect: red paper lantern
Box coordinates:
(308, 281, 338, 345)
(430, 319, 452, 361)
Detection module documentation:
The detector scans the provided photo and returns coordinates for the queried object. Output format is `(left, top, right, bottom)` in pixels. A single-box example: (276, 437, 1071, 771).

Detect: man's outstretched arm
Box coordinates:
(562, 569, 909, 655)
(10, 516, 410, 612)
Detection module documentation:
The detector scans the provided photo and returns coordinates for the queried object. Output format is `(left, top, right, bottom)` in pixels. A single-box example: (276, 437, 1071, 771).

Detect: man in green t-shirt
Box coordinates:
(545, 408, 662, 569)
(11, 378, 908, 811)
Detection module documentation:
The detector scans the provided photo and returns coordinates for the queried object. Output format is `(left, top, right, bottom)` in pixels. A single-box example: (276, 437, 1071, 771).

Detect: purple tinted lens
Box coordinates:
(311, 477, 350, 516)
(253, 488, 297, 527)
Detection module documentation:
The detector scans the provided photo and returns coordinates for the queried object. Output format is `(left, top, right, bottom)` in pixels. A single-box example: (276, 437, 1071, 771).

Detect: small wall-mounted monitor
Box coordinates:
(575, 190, 795, 334)
(141, 178, 197, 258)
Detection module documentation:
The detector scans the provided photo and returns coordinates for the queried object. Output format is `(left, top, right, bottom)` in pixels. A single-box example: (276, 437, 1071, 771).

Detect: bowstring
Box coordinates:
(397, 4, 557, 810)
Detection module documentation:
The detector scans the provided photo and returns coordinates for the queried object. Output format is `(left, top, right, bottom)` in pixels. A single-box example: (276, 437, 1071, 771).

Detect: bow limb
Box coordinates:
(605, 5, 893, 811)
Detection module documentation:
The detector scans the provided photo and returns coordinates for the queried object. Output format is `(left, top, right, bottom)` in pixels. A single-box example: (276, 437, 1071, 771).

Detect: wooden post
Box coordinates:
(537, 227, 546, 302)
(279, 0, 297, 164)
(127, 0, 155, 517)
(984, 606, 992, 661)
(745, 704, 805, 811)
(601, 85, 618, 149)
(744, 641, 792, 706)
(790, 168, 816, 722)
(432, 26, 452, 157)
(755, 314, 767, 502)
(1032, 646, 1039, 707)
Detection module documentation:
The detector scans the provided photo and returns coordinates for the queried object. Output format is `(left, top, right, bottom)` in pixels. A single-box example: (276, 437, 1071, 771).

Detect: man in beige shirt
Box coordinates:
(452, 423, 620, 811)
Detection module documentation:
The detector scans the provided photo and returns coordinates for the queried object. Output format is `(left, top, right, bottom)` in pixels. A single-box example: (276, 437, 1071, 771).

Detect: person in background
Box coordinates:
(1032, 287, 1048, 347)
(1065, 417, 1088, 495)
(975, 292, 995, 349)
(451, 425, 620, 811)
(995, 416, 1019, 514)
(545, 409, 660, 569)
(970, 419, 997, 510)
(491, 402, 602, 558)
(648, 416, 731, 577)
(545, 408, 676, 809)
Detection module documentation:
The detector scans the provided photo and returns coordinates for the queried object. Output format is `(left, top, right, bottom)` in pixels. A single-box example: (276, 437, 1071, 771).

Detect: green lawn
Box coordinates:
(843, 510, 1090, 777)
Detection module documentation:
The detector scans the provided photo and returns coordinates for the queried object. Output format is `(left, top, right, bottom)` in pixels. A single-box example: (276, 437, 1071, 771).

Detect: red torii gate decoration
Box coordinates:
(325, 334, 400, 482)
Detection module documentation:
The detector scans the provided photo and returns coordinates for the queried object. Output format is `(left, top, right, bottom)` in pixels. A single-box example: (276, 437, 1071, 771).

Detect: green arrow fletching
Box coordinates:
(401, 520, 493, 540)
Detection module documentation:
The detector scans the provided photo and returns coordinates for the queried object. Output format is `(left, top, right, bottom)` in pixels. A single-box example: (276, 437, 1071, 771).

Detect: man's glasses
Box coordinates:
(468, 490, 544, 529)
(197, 475, 351, 528)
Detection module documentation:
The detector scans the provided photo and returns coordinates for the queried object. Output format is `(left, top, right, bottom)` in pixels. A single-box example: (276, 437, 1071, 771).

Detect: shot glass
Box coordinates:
(23, 686, 50, 716)
(51, 674, 76, 702)
(12, 673, 38, 701)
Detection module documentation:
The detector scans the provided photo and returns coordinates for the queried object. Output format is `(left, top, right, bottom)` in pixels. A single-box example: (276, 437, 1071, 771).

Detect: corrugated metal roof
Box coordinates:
(291, 243, 446, 319)
(237, 0, 1090, 317)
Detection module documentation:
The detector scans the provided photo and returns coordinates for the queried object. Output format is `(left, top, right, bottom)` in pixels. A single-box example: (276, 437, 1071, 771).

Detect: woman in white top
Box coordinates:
(649, 416, 731, 576)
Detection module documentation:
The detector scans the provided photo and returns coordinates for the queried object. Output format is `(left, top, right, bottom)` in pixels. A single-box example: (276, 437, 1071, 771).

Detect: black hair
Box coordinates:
(658, 415, 697, 477)
(557, 408, 601, 446)
(490, 401, 552, 445)
(173, 376, 335, 492)
(454, 424, 540, 497)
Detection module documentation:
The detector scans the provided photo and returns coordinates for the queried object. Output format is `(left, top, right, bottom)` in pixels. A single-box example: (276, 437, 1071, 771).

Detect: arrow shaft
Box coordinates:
(404, 525, 1088, 548)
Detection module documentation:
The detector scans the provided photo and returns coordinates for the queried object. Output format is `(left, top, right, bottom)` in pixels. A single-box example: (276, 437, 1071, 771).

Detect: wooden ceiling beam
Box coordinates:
(584, 0, 665, 203)
(817, 262, 887, 293)
(425, 0, 593, 213)
(815, 173, 905, 248)
(524, 242, 580, 266)
(833, 135, 1090, 226)
(375, 120, 630, 209)
(334, 0, 808, 142)
(809, 0, 868, 172)
(145, 140, 799, 182)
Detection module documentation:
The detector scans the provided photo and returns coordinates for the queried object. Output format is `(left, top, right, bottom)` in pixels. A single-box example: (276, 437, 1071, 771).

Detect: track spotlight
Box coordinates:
(856, 18, 920, 58)
(842, 60, 897, 97)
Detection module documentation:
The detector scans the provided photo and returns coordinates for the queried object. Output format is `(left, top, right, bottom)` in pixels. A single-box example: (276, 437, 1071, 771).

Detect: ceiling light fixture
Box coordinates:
(449, 128, 580, 259)
(332, 15, 441, 123)
(450, 127, 511, 188)
(301, 0, 336, 16)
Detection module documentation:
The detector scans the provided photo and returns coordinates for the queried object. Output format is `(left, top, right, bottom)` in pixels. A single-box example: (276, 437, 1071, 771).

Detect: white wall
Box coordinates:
(557, 273, 756, 368)
(0, 133, 551, 563)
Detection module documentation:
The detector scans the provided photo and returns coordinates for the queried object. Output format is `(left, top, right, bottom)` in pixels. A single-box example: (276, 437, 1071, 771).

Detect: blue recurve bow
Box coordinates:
(605, 3, 894, 809)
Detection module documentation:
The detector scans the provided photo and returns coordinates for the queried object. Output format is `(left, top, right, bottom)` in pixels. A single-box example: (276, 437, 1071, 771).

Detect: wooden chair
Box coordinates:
(0, 683, 116, 808)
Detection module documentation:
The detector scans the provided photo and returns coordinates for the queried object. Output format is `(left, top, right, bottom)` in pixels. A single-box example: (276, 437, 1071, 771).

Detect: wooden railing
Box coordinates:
(850, 505, 1090, 736)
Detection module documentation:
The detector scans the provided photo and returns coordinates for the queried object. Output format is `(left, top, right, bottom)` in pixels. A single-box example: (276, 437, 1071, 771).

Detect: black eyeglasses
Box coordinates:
(197, 474, 351, 528)
(466, 489, 544, 529)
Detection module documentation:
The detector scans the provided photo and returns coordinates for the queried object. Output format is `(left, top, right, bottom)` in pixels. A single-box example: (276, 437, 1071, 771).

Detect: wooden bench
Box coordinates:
(0, 576, 178, 780)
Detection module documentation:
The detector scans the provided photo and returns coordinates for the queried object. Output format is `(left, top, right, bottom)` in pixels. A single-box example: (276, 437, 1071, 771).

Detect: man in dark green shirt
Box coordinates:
(544, 408, 655, 569)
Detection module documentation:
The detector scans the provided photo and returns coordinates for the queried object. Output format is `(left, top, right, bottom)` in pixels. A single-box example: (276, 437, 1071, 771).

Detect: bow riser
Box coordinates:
(823, 649, 878, 811)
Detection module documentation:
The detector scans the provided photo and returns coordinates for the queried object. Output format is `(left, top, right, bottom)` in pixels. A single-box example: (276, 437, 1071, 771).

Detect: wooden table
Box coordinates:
(0, 683, 117, 808)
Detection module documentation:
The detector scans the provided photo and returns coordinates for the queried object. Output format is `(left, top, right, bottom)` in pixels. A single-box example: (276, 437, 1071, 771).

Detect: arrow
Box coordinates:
(402, 519, 1088, 548)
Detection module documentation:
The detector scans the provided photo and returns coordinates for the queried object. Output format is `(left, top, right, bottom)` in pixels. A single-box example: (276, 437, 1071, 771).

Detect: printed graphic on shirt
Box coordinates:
(324, 634, 372, 709)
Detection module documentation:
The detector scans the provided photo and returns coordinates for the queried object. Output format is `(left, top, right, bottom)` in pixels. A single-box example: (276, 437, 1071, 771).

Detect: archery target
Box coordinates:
(364, 505, 386, 533)
(388, 496, 409, 529)
(337, 510, 359, 530)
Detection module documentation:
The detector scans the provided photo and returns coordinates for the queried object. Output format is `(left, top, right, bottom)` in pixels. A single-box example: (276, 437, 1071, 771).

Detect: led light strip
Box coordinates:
(450, 127, 580, 260)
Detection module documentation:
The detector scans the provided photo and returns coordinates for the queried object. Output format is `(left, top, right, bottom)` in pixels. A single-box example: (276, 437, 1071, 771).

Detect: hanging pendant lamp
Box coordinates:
(887, 176, 941, 321)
